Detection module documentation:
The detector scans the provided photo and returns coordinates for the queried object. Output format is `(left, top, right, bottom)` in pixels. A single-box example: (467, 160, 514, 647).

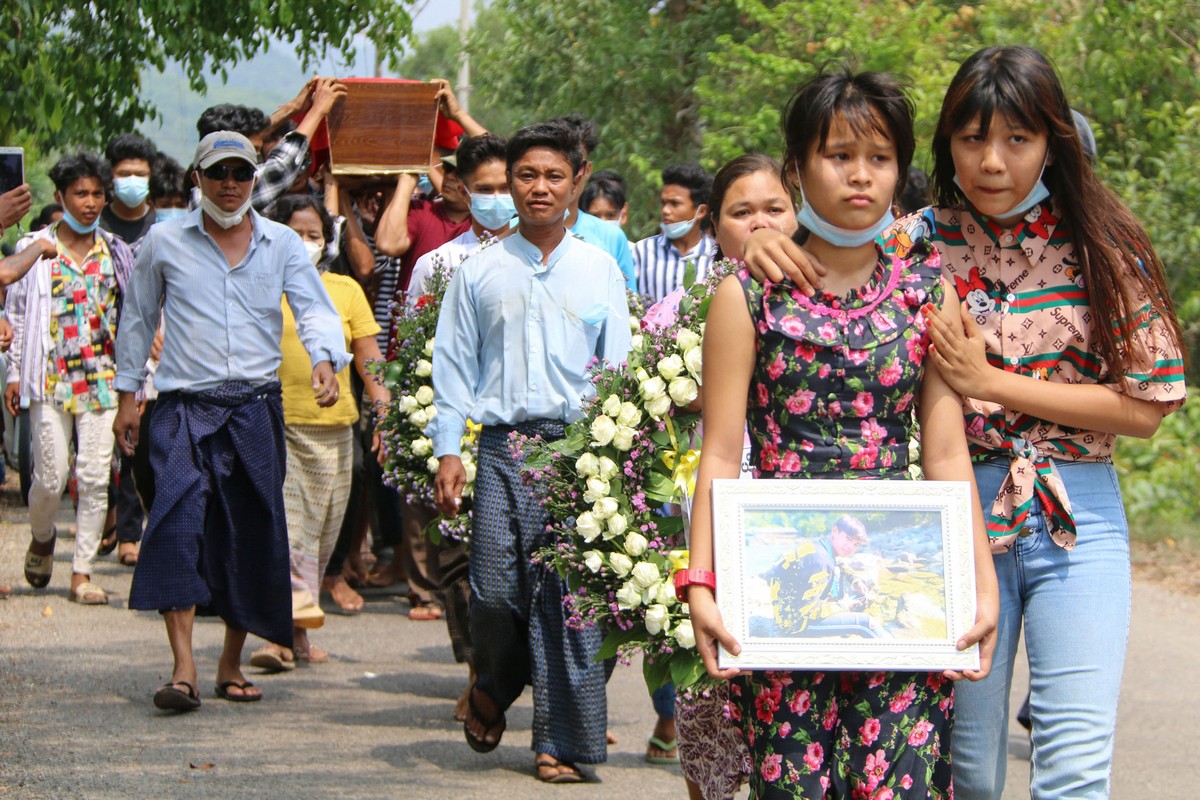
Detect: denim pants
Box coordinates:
(952, 460, 1131, 800)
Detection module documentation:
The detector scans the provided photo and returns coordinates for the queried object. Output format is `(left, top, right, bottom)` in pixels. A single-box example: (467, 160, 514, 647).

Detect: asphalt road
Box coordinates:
(0, 496, 1193, 799)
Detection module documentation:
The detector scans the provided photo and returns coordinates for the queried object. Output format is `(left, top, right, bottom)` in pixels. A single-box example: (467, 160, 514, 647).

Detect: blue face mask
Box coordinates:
(60, 207, 100, 234)
(154, 207, 188, 224)
(113, 175, 150, 207)
(794, 185, 894, 248)
(954, 155, 1050, 222)
(661, 216, 696, 240)
(469, 192, 517, 231)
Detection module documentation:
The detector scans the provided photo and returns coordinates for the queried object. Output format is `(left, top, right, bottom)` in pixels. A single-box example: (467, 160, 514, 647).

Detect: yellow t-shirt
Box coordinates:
(279, 272, 381, 426)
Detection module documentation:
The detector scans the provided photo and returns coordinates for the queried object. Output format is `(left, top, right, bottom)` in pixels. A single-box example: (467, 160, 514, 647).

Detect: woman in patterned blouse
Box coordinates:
(686, 67, 1000, 800)
(743, 46, 1186, 800)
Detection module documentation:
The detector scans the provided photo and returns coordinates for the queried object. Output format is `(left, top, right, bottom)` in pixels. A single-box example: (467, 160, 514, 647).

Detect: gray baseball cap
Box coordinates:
(194, 131, 258, 170)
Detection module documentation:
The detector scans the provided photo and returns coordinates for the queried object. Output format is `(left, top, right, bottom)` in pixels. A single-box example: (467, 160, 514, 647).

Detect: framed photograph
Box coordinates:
(712, 479, 979, 672)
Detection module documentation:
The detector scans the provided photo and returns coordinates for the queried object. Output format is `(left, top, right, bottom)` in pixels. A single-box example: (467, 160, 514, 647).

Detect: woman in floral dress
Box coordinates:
(685, 68, 999, 799)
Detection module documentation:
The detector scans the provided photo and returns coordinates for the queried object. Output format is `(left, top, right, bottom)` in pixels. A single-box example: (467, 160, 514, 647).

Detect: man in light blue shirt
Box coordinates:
(431, 121, 630, 782)
(112, 131, 349, 713)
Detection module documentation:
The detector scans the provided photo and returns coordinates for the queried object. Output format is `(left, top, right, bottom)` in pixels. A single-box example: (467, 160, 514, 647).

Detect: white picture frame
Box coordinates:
(712, 478, 980, 672)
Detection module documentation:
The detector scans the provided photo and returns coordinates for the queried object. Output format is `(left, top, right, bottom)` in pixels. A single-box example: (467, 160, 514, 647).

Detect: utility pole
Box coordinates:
(458, 0, 471, 112)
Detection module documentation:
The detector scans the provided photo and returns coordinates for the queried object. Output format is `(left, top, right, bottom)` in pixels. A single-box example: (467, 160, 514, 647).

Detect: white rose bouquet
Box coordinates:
(373, 258, 478, 544)
(512, 261, 738, 689)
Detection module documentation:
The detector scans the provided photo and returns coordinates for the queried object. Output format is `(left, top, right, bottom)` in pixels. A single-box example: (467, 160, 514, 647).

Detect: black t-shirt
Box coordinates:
(100, 205, 155, 247)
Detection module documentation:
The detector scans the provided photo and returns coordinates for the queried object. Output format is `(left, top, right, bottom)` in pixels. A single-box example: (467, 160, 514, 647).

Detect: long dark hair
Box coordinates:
(781, 66, 915, 199)
(270, 193, 334, 244)
(931, 46, 1182, 381)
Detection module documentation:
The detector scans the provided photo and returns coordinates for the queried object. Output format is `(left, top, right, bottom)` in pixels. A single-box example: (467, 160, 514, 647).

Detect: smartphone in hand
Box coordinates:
(0, 147, 25, 194)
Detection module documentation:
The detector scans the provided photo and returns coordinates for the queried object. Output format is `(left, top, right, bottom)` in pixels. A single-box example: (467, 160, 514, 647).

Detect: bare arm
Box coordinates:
(918, 287, 999, 680)
(0, 239, 54, 287)
(687, 276, 756, 679)
(293, 77, 347, 142)
(374, 173, 420, 257)
(337, 181, 378, 281)
(431, 78, 487, 138)
(265, 78, 315, 134)
(926, 300, 1164, 438)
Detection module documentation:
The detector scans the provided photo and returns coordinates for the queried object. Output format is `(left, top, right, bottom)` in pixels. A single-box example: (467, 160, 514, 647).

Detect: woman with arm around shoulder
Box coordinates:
(686, 66, 998, 800)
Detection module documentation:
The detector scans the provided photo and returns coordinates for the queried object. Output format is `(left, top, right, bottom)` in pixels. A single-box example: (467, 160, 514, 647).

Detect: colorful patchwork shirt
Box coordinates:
(888, 200, 1186, 550)
(44, 236, 120, 412)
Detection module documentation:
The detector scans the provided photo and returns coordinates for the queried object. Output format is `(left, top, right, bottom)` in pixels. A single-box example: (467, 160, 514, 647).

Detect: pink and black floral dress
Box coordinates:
(730, 240, 954, 799)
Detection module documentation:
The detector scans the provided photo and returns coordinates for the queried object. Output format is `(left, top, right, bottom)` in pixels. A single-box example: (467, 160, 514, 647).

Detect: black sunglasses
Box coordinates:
(202, 163, 256, 182)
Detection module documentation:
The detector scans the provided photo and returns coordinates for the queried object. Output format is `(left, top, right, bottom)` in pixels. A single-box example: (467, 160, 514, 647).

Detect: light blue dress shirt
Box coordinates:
(430, 230, 632, 458)
(571, 210, 637, 291)
(114, 207, 351, 394)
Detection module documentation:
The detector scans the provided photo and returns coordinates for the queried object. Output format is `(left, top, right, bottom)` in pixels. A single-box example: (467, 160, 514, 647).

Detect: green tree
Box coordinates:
(0, 0, 417, 150)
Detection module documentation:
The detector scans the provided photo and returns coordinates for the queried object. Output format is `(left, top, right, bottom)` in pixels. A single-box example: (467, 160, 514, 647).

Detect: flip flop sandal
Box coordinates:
(408, 603, 444, 621)
(153, 681, 201, 711)
(23, 530, 56, 589)
(214, 680, 262, 702)
(97, 528, 118, 557)
(249, 646, 296, 672)
(645, 735, 680, 765)
(68, 581, 109, 605)
(464, 687, 506, 753)
(535, 755, 584, 784)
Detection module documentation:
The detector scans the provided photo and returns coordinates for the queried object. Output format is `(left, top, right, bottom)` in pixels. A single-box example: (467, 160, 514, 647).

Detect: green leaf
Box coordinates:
(642, 653, 673, 692)
(595, 626, 644, 662)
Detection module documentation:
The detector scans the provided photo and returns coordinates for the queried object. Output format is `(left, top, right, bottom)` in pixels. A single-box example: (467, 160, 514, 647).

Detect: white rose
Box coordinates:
(676, 328, 701, 353)
(645, 394, 672, 420)
(674, 619, 696, 649)
(616, 402, 642, 428)
(583, 477, 611, 504)
(423, 337, 435, 357)
(652, 579, 675, 606)
(412, 437, 432, 457)
(426, 456, 440, 473)
(575, 511, 603, 542)
(630, 561, 660, 590)
(424, 405, 438, 423)
(592, 497, 619, 519)
(604, 512, 628, 540)
(668, 376, 699, 407)
(635, 367, 651, 383)
(640, 375, 667, 401)
(408, 409, 429, 429)
(683, 345, 703, 380)
(609, 553, 634, 577)
(644, 604, 670, 635)
(611, 425, 636, 451)
(597, 455, 619, 480)
(460, 449, 473, 465)
(415, 359, 433, 378)
(657, 353, 685, 380)
(576, 452, 600, 477)
(630, 333, 645, 352)
(399, 395, 419, 414)
(464, 461, 477, 484)
(415, 385, 435, 407)
(616, 580, 642, 610)
(624, 531, 648, 556)
(583, 550, 604, 573)
(602, 393, 622, 417)
(590, 415, 617, 446)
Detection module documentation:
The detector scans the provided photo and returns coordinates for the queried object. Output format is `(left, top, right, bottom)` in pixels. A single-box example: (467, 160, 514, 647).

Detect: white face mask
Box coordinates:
(303, 240, 325, 267)
(199, 192, 254, 229)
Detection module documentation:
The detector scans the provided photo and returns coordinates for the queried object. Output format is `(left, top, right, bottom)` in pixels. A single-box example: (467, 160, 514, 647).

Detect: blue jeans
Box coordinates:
(952, 460, 1131, 800)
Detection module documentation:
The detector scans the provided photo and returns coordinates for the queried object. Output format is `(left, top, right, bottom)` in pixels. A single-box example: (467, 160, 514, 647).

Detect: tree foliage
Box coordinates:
(0, 0, 416, 150)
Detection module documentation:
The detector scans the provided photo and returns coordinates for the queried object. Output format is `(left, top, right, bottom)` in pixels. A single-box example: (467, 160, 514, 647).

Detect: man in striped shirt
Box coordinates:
(632, 163, 715, 302)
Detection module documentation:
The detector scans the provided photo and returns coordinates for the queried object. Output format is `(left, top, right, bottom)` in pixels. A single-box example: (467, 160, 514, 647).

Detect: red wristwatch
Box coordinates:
(674, 568, 716, 602)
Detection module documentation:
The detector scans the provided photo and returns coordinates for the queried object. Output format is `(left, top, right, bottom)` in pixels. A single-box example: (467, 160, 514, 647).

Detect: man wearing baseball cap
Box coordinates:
(113, 130, 351, 712)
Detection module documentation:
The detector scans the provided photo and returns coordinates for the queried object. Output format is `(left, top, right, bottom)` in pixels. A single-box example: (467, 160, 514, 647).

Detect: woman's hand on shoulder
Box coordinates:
(742, 228, 827, 295)
(923, 285, 997, 400)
